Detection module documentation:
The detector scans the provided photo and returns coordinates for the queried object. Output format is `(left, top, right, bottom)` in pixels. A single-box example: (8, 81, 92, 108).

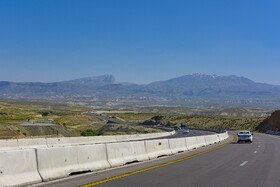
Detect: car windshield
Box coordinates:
(239, 131, 250, 134)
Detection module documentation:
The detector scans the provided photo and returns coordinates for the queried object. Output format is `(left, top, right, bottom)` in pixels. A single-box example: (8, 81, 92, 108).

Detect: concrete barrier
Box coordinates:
(87, 135, 117, 144)
(46, 136, 121, 147)
(17, 138, 47, 149)
(36, 146, 79, 181)
(76, 145, 111, 172)
(46, 137, 76, 147)
(0, 139, 19, 150)
(1, 131, 175, 150)
(216, 132, 228, 142)
(0, 149, 42, 187)
(145, 139, 172, 159)
(36, 144, 110, 181)
(195, 136, 207, 147)
(185, 136, 200, 150)
(219, 132, 228, 141)
(219, 134, 224, 141)
(204, 134, 217, 145)
(168, 138, 188, 154)
(106, 141, 149, 167)
(115, 134, 133, 142)
(216, 134, 222, 142)
(0, 132, 229, 186)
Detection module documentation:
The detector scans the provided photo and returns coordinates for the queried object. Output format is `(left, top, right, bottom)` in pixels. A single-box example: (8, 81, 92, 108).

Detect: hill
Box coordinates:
(147, 73, 280, 99)
(63, 75, 117, 86)
(256, 110, 280, 132)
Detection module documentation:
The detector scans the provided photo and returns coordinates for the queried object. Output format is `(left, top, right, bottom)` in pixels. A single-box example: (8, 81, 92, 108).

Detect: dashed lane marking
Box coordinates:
(240, 161, 248, 167)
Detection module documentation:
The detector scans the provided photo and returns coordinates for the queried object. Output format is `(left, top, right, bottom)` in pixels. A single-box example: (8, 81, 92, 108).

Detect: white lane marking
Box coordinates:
(254, 151, 257, 154)
(240, 161, 248, 167)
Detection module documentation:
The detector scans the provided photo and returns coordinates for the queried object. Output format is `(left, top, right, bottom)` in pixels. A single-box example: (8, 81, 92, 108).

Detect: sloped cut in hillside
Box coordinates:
(256, 110, 280, 132)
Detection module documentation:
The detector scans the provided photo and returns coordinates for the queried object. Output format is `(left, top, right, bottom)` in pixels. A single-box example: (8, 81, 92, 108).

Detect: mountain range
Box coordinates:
(1, 74, 280, 108)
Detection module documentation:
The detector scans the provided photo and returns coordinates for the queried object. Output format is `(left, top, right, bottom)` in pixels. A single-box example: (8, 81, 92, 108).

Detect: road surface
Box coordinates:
(84, 111, 213, 138)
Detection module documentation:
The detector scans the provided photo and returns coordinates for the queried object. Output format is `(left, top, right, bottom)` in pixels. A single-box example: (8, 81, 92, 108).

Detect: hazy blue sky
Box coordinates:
(0, 0, 280, 85)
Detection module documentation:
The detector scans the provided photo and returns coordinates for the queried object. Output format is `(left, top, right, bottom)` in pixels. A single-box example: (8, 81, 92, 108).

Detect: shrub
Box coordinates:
(80, 129, 103, 136)
(40, 111, 52, 116)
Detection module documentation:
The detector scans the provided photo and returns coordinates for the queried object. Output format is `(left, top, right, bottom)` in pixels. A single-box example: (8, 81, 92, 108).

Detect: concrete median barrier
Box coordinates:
(45, 137, 66, 147)
(195, 136, 207, 147)
(0, 149, 42, 187)
(36, 146, 79, 181)
(0, 131, 229, 186)
(204, 134, 217, 145)
(87, 135, 117, 144)
(168, 138, 188, 154)
(106, 141, 149, 167)
(224, 132, 229, 139)
(185, 136, 199, 150)
(217, 132, 228, 141)
(76, 144, 111, 172)
(216, 134, 223, 142)
(145, 139, 172, 159)
(0, 139, 19, 150)
(46, 137, 92, 147)
(17, 138, 47, 149)
(217, 132, 227, 142)
(115, 134, 132, 142)
(1, 131, 175, 150)
(36, 144, 110, 181)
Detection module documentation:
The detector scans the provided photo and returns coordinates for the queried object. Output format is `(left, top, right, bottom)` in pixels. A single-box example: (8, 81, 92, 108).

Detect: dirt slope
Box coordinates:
(256, 110, 280, 132)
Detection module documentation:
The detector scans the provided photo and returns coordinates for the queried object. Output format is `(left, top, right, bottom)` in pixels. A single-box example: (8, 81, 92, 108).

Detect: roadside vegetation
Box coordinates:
(110, 113, 265, 132)
(80, 129, 103, 136)
(0, 99, 271, 139)
(0, 101, 160, 139)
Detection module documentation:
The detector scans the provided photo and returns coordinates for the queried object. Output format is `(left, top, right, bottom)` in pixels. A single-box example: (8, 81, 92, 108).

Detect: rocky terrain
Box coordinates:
(256, 110, 280, 132)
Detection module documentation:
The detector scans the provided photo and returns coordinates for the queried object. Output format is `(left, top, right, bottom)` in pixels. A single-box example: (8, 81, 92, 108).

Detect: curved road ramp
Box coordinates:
(0, 132, 228, 187)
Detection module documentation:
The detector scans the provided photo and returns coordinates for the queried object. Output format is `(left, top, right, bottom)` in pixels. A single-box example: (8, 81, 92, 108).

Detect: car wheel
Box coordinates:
(237, 140, 239, 143)
(250, 141, 253, 143)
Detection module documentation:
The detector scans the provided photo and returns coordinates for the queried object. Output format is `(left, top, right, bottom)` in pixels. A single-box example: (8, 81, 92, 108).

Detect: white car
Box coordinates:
(237, 131, 253, 143)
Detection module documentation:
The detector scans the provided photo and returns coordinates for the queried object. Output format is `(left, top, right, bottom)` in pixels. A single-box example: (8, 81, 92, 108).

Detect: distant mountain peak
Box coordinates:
(188, 73, 221, 79)
(1, 73, 280, 108)
(149, 73, 255, 87)
(178, 73, 253, 82)
(63, 74, 117, 86)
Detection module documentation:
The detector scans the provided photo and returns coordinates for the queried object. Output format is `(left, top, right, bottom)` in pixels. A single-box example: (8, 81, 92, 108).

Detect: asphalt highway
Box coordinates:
(84, 111, 213, 138)
(33, 133, 280, 187)
(154, 128, 213, 139)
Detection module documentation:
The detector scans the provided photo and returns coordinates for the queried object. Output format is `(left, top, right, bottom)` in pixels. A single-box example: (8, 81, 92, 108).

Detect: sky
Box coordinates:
(0, 0, 280, 85)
